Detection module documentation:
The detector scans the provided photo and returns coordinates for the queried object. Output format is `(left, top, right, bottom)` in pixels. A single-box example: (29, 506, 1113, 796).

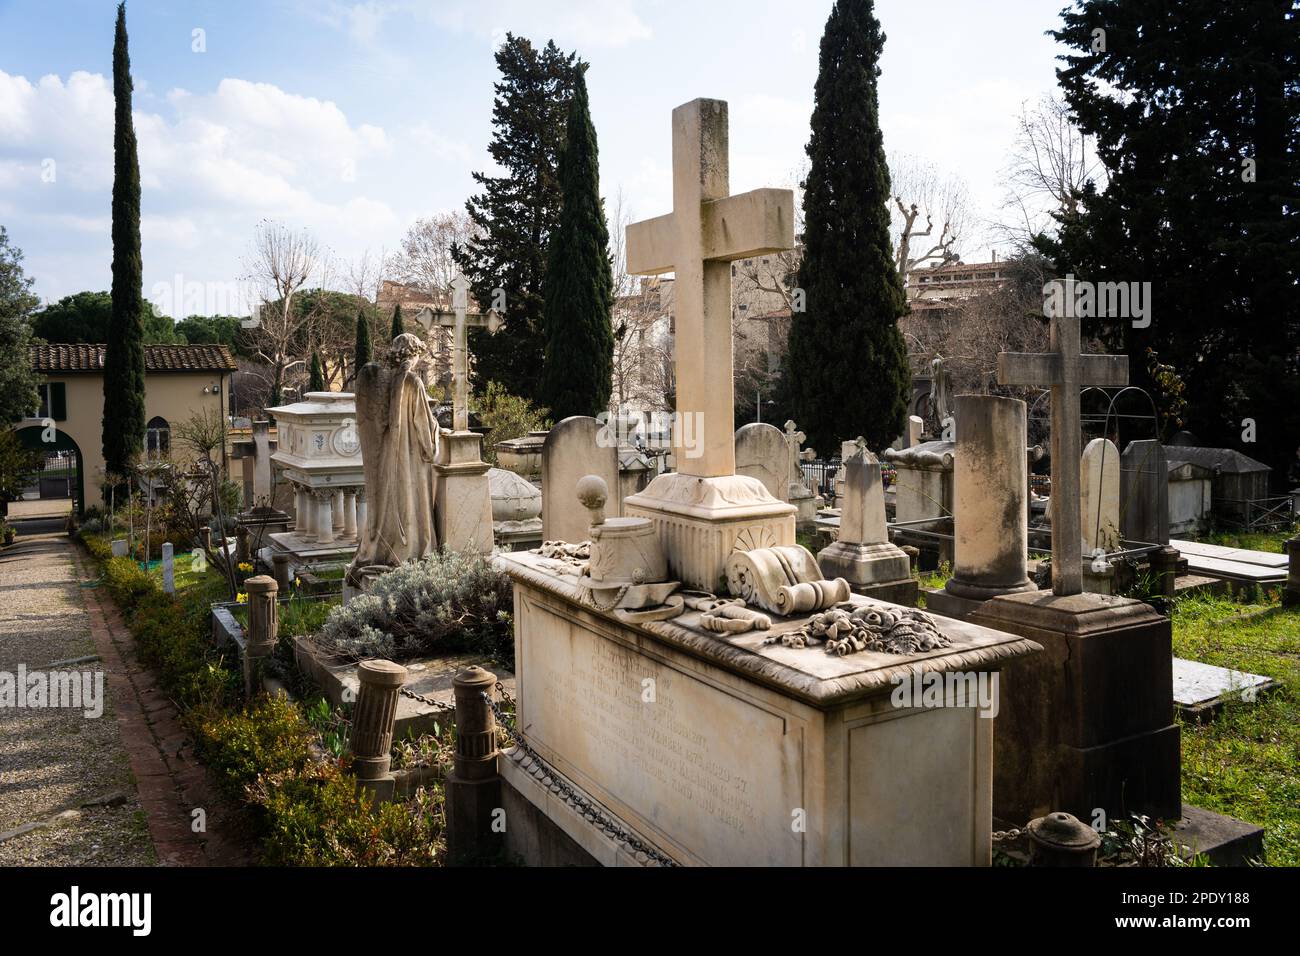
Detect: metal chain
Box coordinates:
(992, 827, 1028, 843)
(399, 686, 456, 713)
(481, 689, 678, 867)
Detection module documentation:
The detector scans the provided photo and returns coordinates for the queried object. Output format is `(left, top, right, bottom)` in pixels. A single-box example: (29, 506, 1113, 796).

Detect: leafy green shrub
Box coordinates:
(104, 555, 154, 605)
(316, 549, 513, 666)
(192, 696, 320, 792)
(81, 532, 115, 563)
(475, 381, 550, 466)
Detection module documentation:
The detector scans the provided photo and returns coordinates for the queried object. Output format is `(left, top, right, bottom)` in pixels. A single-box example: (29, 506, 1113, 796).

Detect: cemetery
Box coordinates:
(0, 0, 1296, 918)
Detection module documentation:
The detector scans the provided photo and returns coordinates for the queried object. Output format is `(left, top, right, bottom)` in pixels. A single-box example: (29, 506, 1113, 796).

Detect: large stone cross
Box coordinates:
(416, 273, 502, 432)
(626, 98, 794, 478)
(998, 295, 1128, 595)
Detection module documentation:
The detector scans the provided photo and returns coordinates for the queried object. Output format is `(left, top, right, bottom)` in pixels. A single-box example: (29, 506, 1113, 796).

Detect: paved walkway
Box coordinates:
(0, 523, 249, 865)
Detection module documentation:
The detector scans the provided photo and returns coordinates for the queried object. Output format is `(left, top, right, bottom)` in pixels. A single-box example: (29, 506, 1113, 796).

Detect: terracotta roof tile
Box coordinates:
(30, 343, 237, 373)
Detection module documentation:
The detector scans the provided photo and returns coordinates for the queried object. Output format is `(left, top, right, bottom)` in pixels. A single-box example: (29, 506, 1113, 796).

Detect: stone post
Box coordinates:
(1149, 546, 1180, 610)
(235, 525, 250, 564)
(161, 542, 175, 594)
(350, 660, 408, 802)
(1284, 537, 1300, 607)
(243, 575, 278, 697)
(343, 489, 358, 538)
(271, 551, 291, 592)
(1026, 812, 1100, 867)
(927, 396, 1034, 619)
(199, 526, 213, 553)
(446, 665, 502, 863)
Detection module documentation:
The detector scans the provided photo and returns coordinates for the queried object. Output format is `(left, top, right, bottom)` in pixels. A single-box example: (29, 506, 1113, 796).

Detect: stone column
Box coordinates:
(446, 665, 502, 863)
(331, 490, 344, 531)
(271, 551, 291, 592)
(161, 542, 175, 594)
(244, 575, 278, 697)
(354, 489, 368, 541)
(343, 489, 358, 539)
(928, 395, 1034, 619)
(1286, 537, 1300, 608)
(315, 491, 335, 545)
(295, 485, 313, 538)
(350, 659, 408, 802)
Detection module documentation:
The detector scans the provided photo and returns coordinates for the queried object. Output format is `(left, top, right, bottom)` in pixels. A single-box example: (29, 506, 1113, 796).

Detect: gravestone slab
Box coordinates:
(542, 417, 620, 545)
(111, 539, 127, 558)
(818, 450, 915, 604)
(1080, 438, 1121, 552)
(1121, 440, 1169, 546)
(734, 422, 786, 500)
(1173, 657, 1280, 720)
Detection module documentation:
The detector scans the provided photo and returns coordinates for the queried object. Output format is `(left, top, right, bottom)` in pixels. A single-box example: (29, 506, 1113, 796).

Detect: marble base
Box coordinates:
(436, 430, 495, 554)
(267, 530, 358, 564)
(499, 550, 1041, 865)
(623, 472, 796, 591)
(970, 590, 1181, 826)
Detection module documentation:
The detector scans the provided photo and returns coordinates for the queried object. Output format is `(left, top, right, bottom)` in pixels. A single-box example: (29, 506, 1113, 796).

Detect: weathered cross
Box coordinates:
(626, 98, 794, 478)
(415, 273, 502, 432)
(998, 287, 1128, 595)
(783, 420, 815, 494)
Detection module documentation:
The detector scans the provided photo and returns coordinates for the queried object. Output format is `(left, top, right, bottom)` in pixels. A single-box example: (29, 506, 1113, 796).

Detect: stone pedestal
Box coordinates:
(970, 590, 1181, 827)
(435, 430, 495, 554)
(623, 472, 796, 592)
(928, 397, 1035, 620)
(818, 451, 915, 605)
(243, 575, 278, 697)
(271, 551, 291, 592)
(498, 550, 1041, 866)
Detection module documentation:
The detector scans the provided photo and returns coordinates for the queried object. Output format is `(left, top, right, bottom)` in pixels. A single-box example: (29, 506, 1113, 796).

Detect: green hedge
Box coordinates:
(79, 532, 448, 866)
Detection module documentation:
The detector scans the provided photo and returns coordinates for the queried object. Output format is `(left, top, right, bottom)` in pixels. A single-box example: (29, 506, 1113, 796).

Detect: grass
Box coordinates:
(1171, 591, 1300, 866)
(1193, 526, 1295, 554)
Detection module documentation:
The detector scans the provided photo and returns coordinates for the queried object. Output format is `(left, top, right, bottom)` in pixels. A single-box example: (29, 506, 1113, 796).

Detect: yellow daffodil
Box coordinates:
(236, 592, 248, 604)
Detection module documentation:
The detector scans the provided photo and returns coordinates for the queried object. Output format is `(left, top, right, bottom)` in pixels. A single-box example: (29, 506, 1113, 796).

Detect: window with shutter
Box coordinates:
(50, 382, 67, 421)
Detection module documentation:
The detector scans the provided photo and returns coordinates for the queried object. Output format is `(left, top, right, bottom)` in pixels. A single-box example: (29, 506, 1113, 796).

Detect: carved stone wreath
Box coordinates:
(766, 604, 952, 657)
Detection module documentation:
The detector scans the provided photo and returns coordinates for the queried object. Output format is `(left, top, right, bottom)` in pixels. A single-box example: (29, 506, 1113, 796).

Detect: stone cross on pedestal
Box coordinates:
(626, 98, 794, 478)
(998, 298, 1128, 595)
(416, 273, 502, 433)
(783, 420, 815, 494)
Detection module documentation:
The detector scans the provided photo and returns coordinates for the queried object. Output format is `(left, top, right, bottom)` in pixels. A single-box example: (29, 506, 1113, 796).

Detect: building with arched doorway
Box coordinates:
(12, 343, 237, 516)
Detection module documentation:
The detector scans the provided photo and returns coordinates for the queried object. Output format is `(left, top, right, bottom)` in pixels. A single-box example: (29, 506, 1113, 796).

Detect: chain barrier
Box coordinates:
(481, 687, 677, 867)
(399, 686, 456, 713)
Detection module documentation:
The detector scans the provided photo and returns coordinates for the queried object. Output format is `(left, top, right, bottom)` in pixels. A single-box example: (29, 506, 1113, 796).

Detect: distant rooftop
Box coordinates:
(30, 343, 238, 374)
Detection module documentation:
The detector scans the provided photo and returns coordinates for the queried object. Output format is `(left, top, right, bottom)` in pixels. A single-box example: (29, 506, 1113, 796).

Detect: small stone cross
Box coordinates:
(415, 273, 502, 432)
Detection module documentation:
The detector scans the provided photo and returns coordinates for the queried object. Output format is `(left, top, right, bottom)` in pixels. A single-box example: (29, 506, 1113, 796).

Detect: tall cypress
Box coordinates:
(784, 0, 910, 453)
(389, 303, 402, 343)
(355, 309, 373, 374)
(103, 1, 146, 479)
(538, 68, 614, 419)
(308, 351, 325, 392)
(454, 34, 579, 401)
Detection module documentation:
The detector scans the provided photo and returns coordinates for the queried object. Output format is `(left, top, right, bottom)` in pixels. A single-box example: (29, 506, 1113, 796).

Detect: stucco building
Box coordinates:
(14, 343, 237, 514)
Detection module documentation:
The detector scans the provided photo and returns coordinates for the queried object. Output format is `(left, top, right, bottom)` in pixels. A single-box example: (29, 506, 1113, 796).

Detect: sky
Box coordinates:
(0, 0, 1074, 316)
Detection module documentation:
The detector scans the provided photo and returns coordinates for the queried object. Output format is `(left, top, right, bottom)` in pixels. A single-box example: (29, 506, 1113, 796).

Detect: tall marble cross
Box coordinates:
(626, 98, 794, 478)
(416, 273, 502, 432)
(998, 292, 1128, 595)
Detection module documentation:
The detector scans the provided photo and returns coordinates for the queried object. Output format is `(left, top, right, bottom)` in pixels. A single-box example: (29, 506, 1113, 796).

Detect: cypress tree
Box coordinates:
(454, 34, 580, 402)
(308, 352, 325, 392)
(389, 303, 402, 343)
(784, 0, 910, 453)
(355, 309, 373, 374)
(538, 67, 614, 419)
(103, 1, 146, 479)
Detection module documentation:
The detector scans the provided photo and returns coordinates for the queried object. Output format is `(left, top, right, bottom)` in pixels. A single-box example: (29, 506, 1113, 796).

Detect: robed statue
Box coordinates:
(347, 333, 440, 587)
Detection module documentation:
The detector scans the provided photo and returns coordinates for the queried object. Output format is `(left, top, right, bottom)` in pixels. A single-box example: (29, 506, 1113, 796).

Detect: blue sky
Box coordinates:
(0, 0, 1073, 314)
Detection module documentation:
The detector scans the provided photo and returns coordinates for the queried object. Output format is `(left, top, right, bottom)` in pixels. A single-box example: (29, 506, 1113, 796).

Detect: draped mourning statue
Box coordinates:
(347, 333, 440, 588)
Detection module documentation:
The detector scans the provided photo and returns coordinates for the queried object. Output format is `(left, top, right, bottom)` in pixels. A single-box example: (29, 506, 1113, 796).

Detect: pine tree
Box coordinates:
(308, 352, 325, 392)
(784, 0, 910, 453)
(355, 309, 373, 375)
(389, 303, 402, 343)
(538, 68, 614, 420)
(1045, 0, 1300, 479)
(454, 34, 580, 402)
(103, 1, 146, 479)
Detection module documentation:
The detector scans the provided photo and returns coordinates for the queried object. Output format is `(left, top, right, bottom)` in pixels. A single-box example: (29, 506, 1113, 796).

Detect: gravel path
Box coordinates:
(0, 523, 155, 866)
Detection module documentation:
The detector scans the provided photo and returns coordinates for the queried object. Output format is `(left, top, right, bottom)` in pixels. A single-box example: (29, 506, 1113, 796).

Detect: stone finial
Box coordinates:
(576, 474, 609, 527)
(1027, 811, 1101, 867)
